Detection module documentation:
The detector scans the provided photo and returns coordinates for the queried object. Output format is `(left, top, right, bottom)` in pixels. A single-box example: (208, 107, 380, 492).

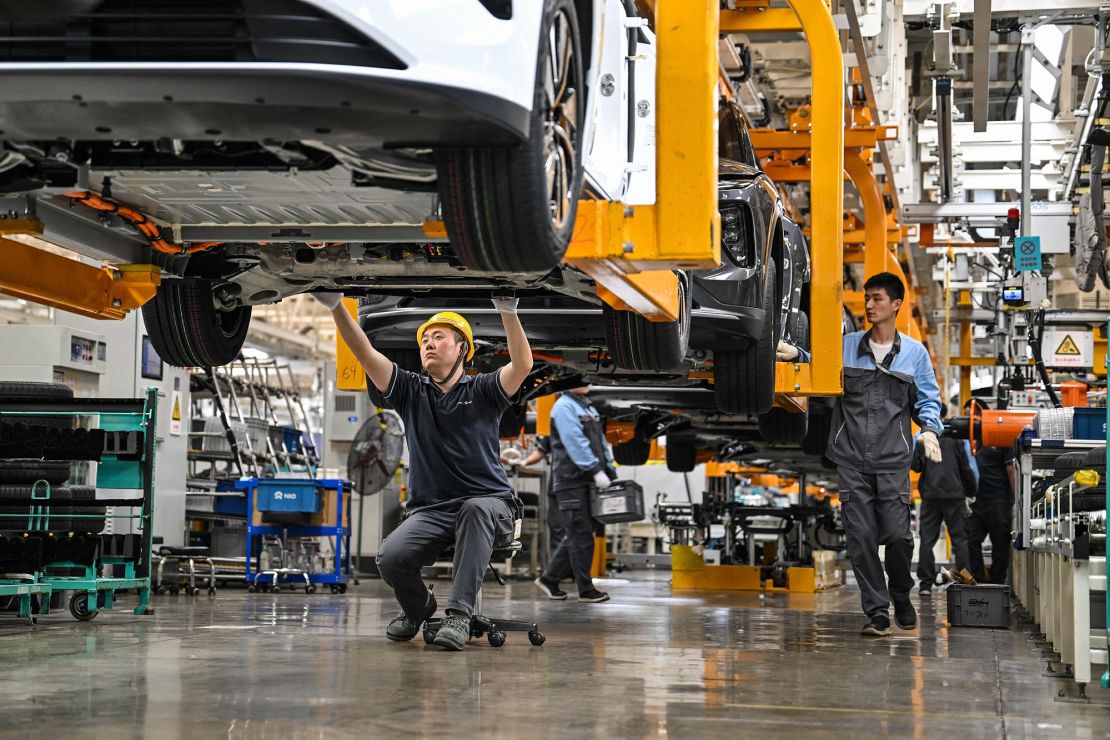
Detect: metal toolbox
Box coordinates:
(946, 584, 1012, 628)
(590, 480, 645, 524)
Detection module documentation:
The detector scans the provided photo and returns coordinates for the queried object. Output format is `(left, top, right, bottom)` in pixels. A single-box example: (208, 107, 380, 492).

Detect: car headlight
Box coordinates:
(719, 206, 755, 268)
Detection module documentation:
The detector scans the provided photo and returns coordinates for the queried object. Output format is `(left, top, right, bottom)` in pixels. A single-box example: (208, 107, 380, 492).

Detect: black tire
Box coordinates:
(142, 278, 251, 367)
(0, 381, 74, 430)
(1053, 451, 1090, 483)
(69, 486, 105, 534)
(714, 261, 778, 415)
(499, 404, 527, 439)
(1082, 445, 1105, 469)
(528, 630, 546, 646)
(613, 435, 651, 466)
(759, 408, 809, 444)
(488, 631, 507, 648)
(801, 411, 831, 457)
(436, 0, 585, 273)
(666, 438, 696, 473)
(758, 311, 808, 443)
(603, 275, 692, 371)
(0, 460, 70, 486)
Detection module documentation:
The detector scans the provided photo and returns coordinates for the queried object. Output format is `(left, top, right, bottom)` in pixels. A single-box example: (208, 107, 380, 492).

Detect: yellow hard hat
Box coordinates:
(416, 311, 474, 361)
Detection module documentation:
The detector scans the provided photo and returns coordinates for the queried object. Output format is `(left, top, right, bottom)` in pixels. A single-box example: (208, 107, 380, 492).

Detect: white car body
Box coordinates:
(0, 0, 657, 264)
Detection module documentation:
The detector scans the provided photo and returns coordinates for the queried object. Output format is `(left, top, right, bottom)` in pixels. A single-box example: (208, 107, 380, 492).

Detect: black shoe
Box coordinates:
(894, 599, 918, 630)
(918, 583, 932, 595)
(386, 589, 436, 642)
(534, 576, 568, 600)
(579, 589, 610, 603)
(861, 614, 892, 637)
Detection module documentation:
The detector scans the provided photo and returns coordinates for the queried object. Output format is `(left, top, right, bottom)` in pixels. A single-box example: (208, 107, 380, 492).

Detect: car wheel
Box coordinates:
(603, 275, 691, 371)
(436, 0, 584, 272)
(613, 434, 651, 466)
(665, 438, 696, 473)
(143, 279, 251, 367)
(714, 261, 778, 415)
(758, 312, 808, 442)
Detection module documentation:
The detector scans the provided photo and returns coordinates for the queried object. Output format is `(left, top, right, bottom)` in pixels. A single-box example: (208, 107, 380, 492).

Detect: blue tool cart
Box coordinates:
(215, 477, 351, 594)
(0, 387, 158, 622)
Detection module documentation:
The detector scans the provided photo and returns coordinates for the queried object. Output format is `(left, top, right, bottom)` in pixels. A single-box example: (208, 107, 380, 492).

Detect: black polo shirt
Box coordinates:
(382, 365, 514, 509)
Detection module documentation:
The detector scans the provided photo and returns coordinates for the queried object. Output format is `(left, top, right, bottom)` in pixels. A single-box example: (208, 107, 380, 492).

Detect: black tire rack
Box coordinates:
(0, 386, 158, 623)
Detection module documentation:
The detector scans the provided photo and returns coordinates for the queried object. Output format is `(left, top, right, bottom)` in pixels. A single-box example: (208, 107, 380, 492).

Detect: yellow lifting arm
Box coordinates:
(0, 238, 159, 320)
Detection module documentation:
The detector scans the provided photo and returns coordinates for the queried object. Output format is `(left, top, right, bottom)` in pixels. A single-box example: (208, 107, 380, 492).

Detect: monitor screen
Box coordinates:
(141, 336, 163, 381)
(1002, 287, 1024, 302)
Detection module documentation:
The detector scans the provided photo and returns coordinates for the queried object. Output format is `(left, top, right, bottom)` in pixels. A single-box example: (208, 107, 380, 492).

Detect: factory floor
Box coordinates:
(0, 573, 1106, 738)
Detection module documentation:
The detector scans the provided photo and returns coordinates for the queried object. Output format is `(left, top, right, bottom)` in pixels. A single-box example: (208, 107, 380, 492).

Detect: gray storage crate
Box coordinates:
(946, 584, 1011, 628)
(590, 480, 645, 524)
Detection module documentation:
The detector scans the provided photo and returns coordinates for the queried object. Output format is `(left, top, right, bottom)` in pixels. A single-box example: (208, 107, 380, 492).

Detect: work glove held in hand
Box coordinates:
(921, 430, 943, 463)
(491, 296, 519, 314)
(311, 292, 342, 311)
(592, 470, 611, 489)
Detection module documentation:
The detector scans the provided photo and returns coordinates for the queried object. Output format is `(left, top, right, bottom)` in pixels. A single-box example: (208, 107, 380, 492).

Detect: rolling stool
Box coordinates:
(155, 546, 217, 596)
(422, 540, 545, 647)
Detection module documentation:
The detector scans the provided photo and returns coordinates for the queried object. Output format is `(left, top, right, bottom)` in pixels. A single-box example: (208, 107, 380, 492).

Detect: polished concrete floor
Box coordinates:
(0, 573, 1107, 738)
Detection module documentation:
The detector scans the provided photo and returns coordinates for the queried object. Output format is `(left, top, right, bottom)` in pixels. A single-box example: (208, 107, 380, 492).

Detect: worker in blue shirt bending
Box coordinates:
(315, 292, 532, 651)
(781, 272, 943, 637)
(533, 383, 615, 603)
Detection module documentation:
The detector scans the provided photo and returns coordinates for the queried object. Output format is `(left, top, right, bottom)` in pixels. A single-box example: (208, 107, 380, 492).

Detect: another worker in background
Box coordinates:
(533, 383, 614, 603)
(315, 292, 532, 651)
(911, 405, 978, 594)
(781, 272, 944, 637)
(968, 436, 1018, 584)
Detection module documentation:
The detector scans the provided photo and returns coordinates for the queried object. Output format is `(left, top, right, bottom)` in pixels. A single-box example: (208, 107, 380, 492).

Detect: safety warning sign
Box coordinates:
(170, 389, 182, 436)
(1043, 330, 1093, 368)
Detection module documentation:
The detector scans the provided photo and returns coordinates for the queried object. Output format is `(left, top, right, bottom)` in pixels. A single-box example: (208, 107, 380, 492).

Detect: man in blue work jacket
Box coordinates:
(533, 384, 614, 603)
(315, 293, 532, 651)
(782, 272, 943, 636)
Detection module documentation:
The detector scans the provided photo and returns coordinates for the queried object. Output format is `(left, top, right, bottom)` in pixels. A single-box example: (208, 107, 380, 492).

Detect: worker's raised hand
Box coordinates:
(310, 292, 343, 311)
(491, 295, 519, 314)
(592, 470, 611, 489)
(776, 341, 800, 361)
(921, 430, 943, 463)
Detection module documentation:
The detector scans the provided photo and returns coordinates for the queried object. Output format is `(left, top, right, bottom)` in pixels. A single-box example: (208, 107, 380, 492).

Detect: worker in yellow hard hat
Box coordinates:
(313, 290, 533, 651)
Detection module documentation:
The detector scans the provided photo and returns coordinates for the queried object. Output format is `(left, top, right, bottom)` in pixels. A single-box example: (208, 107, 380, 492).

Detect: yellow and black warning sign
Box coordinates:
(1055, 334, 1081, 356)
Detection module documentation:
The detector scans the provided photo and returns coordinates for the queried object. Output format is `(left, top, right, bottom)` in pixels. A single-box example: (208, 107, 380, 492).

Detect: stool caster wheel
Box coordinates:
(423, 629, 436, 645)
(305, 586, 316, 595)
(155, 586, 166, 595)
(528, 631, 546, 646)
(188, 587, 202, 597)
(272, 586, 282, 594)
(488, 631, 506, 648)
(247, 585, 256, 593)
(329, 585, 338, 594)
(338, 584, 348, 594)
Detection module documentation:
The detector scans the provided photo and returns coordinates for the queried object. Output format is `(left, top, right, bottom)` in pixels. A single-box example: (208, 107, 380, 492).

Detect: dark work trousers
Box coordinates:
(376, 496, 515, 618)
(541, 485, 596, 594)
(544, 493, 572, 581)
(916, 498, 969, 586)
(838, 466, 915, 618)
(966, 502, 1012, 584)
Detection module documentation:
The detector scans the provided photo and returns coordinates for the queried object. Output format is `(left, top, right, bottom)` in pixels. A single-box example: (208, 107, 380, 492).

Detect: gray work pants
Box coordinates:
(541, 485, 596, 593)
(544, 493, 571, 580)
(376, 496, 515, 618)
(916, 498, 969, 586)
(838, 466, 914, 618)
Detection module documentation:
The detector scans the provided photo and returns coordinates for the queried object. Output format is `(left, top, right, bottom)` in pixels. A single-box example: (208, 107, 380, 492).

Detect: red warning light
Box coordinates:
(1007, 207, 1020, 219)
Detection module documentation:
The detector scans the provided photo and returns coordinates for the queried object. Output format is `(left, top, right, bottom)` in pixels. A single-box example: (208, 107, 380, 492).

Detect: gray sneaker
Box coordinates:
(386, 590, 437, 642)
(432, 613, 471, 651)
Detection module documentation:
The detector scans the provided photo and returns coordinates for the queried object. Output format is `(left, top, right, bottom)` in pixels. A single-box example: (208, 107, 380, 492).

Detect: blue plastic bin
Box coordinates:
(282, 426, 305, 454)
(255, 479, 321, 514)
(1073, 407, 1108, 440)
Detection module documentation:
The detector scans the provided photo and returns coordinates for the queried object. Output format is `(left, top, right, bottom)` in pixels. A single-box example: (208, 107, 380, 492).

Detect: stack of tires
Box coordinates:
(1051, 445, 1106, 513)
(0, 381, 103, 535)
